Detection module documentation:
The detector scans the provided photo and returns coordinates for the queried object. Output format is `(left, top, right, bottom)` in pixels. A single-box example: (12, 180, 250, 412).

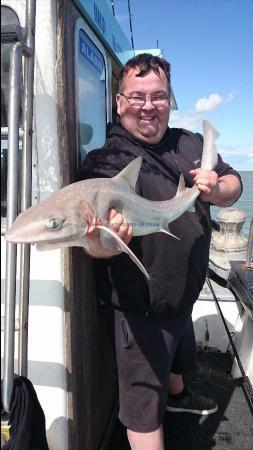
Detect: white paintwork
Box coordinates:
(1, 241, 68, 450)
(33, 386, 68, 450)
(33, 0, 61, 202)
(194, 279, 253, 385)
(231, 309, 253, 384)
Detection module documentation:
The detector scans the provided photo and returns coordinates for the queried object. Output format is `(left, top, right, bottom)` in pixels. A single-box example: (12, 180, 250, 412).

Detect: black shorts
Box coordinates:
(114, 308, 196, 432)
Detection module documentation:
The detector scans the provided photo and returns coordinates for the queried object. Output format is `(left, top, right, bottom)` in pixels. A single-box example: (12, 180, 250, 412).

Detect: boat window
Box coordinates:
(1, 6, 22, 128)
(76, 29, 107, 167)
(1, 6, 22, 225)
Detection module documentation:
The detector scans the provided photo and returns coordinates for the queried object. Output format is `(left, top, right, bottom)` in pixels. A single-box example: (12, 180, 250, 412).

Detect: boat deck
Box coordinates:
(108, 348, 252, 449)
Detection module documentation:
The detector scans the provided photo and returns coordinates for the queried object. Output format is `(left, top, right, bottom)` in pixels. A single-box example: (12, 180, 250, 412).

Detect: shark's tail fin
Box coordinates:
(201, 119, 219, 170)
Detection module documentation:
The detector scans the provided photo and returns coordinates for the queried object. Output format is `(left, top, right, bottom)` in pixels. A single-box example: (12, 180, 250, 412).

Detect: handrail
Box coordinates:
(245, 218, 253, 267)
(18, 0, 36, 377)
(3, 0, 36, 413)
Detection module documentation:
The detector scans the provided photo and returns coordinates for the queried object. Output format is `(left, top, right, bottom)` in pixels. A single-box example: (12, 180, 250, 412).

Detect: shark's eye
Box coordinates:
(46, 217, 62, 230)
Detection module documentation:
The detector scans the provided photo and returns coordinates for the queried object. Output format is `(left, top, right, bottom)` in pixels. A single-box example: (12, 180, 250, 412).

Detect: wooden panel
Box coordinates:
(66, 248, 118, 450)
(56, 1, 118, 448)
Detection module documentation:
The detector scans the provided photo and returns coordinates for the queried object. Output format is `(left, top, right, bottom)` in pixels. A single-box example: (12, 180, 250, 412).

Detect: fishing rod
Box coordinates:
(111, 0, 115, 16)
(127, 0, 135, 50)
(206, 273, 253, 413)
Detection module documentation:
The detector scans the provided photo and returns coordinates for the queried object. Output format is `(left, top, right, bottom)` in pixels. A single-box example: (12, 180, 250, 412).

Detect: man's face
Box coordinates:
(116, 67, 170, 144)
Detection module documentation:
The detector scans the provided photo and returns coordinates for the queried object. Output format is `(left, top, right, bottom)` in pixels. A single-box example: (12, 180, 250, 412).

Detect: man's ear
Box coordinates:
(116, 93, 121, 115)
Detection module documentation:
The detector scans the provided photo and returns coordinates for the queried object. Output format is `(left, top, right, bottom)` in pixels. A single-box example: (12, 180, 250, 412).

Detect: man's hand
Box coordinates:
(190, 168, 219, 202)
(106, 209, 133, 246)
(85, 209, 133, 258)
(190, 168, 242, 206)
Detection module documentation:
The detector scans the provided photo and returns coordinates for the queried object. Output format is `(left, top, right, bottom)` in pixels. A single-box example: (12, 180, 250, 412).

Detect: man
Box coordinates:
(79, 54, 242, 450)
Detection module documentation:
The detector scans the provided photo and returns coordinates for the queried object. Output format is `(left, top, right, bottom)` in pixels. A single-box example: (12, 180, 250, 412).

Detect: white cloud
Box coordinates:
(169, 111, 202, 131)
(218, 144, 253, 158)
(194, 92, 236, 112)
(195, 93, 223, 112)
(170, 90, 237, 131)
(169, 112, 253, 170)
(226, 93, 235, 103)
(217, 144, 253, 170)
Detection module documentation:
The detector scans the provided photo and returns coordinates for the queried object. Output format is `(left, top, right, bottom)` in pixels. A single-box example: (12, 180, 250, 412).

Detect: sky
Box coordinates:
(109, 0, 253, 171)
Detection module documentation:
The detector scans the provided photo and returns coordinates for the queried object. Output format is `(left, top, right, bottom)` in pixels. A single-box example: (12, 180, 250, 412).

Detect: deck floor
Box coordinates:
(107, 349, 253, 450)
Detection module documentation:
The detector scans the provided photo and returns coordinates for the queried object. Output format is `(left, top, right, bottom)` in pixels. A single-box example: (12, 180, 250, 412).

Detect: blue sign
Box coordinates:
(74, 0, 134, 63)
(79, 33, 104, 73)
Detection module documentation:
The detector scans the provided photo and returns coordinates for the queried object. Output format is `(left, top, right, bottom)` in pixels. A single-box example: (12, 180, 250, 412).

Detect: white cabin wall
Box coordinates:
(30, 1, 68, 447)
(1, 1, 68, 449)
(33, 0, 61, 203)
(1, 247, 68, 450)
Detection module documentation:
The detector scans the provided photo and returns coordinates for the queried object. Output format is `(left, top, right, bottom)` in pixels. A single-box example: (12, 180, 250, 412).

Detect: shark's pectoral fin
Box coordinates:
(96, 225, 150, 280)
(160, 228, 180, 240)
(98, 227, 118, 250)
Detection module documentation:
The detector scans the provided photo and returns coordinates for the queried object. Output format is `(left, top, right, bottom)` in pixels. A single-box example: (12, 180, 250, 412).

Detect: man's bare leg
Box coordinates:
(127, 425, 164, 450)
(168, 373, 184, 395)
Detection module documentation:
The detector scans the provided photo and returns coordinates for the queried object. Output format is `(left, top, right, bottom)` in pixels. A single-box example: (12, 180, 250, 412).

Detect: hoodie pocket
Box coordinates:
(120, 318, 135, 349)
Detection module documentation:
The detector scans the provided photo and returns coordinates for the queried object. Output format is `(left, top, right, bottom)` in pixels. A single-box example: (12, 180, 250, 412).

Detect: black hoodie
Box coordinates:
(79, 123, 241, 317)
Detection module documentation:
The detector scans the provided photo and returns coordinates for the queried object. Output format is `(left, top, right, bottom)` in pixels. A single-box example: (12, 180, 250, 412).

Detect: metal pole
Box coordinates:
(18, 0, 36, 377)
(3, 27, 34, 412)
(3, 43, 23, 413)
(245, 218, 253, 267)
(111, 0, 115, 16)
(127, 0, 134, 50)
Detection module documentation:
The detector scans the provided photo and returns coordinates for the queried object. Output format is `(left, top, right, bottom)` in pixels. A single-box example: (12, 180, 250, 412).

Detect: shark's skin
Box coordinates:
(5, 119, 219, 279)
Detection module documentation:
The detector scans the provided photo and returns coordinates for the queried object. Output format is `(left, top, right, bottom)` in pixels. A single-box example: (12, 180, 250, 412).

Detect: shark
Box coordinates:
(5, 119, 219, 280)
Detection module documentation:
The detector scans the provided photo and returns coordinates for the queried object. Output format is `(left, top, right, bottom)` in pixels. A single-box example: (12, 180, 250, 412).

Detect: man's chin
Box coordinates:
(137, 132, 162, 145)
(137, 126, 162, 142)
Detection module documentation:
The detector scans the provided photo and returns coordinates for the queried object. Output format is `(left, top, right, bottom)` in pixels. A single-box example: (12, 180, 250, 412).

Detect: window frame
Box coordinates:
(74, 17, 112, 169)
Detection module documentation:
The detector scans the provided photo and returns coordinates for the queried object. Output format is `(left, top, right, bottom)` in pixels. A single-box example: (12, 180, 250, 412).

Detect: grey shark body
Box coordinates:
(5, 119, 219, 279)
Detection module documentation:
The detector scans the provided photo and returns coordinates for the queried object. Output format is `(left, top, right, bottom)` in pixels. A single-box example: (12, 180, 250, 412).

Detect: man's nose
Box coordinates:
(142, 99, 155, 110)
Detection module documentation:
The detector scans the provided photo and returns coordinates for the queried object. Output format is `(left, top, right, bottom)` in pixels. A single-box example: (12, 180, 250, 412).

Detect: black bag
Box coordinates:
(1, 375, 49, 450)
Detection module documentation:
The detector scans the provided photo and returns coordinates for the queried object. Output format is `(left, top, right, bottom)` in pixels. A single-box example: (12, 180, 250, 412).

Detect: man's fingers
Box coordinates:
(110, 212, 124, 232)
(197, 184, 211, 193)
(196, 178, 211, 187)
(106, 210, 133, 244)
(107, 208, 118, 222)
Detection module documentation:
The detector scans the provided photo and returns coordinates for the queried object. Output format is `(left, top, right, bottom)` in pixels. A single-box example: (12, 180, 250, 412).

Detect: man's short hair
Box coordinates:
(118, 53, 171, 94)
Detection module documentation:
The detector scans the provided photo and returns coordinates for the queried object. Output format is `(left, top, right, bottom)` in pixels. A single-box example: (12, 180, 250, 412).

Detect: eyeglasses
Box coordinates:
(119, 92, 169, 108)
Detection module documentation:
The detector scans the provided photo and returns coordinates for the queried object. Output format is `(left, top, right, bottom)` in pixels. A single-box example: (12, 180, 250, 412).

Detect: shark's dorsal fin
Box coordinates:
(201, 119, 219, 170)
(114, 156, 142, 189)
(176, 173, 185, 196)
(96, 224, 150, 280)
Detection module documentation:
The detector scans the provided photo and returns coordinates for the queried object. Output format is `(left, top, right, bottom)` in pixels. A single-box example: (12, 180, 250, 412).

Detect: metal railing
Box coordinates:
(2, 0, 36, 413)
(245, 218, 253, 268)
